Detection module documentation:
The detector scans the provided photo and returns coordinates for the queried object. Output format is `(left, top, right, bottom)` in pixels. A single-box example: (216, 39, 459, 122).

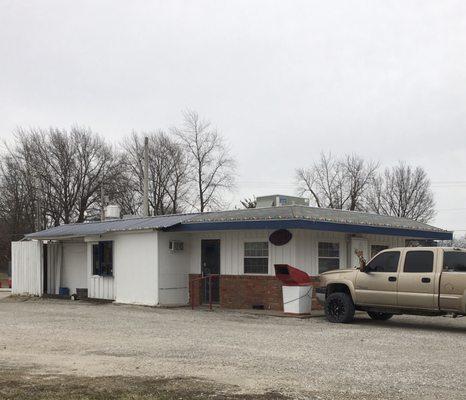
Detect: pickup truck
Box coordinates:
(316, 247, 466, 323)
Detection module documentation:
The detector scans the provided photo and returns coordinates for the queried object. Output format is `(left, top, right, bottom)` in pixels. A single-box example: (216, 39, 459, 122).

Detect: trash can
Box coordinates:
(274, 264, 313, 315)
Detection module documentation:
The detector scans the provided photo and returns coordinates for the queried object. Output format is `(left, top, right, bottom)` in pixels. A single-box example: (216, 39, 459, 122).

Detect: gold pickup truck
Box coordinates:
(316, 247, 466, 323)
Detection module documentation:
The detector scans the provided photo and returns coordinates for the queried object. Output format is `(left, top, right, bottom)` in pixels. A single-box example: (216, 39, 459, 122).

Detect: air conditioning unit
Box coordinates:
(169, 240, 184, 252)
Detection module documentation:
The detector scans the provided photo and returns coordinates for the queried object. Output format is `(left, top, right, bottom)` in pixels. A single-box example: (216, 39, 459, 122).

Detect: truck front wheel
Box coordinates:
(325, 292, 355, 323)
(367, 312, 393, 321)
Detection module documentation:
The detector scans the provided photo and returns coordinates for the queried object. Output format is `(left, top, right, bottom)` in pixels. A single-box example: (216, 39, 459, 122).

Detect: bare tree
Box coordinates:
(121, 131, 189, 215)
(0, 154, 38, 233)
(367, 162, 435, 222)
(296, 153, 377, 210)
(3, 127, 121, 226)
(296, 167, 322, 208)
(73, 128, 122, 222)
(0, 127, 123, 271)
(0, 148, 43, 269)
(343, 154, 379, 211)
(172, 110, 236, 212)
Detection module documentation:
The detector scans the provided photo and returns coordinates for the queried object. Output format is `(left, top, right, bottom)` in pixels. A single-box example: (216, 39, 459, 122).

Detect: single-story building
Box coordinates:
(12, 198, 452, 310)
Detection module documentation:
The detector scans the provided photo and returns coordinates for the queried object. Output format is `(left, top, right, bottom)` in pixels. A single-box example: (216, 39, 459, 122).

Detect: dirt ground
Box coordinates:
(0, 296, 465, 400)
(0, 291, 10, 300)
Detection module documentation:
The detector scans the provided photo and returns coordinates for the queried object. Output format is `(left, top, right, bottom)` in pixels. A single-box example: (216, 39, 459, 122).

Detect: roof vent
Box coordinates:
(105, 205, 121, 220)
(256, 195, 309, 208)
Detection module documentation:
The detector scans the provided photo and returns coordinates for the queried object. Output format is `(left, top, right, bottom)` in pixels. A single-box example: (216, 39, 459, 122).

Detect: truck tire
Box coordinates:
(325, 292, 355, 323)
(367, 312, 393, 321)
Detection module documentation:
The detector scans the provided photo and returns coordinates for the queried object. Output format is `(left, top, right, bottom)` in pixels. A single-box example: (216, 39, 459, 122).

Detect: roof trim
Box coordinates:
(165, 219, 453, 240)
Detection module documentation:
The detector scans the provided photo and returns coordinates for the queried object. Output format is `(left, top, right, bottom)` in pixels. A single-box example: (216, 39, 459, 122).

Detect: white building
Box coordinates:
(12, 203, 452, 310)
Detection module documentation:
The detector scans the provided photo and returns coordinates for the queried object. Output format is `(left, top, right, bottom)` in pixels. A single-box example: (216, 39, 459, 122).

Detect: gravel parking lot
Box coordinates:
(0, 296, 465, 399)
(0, 291, 10, 300)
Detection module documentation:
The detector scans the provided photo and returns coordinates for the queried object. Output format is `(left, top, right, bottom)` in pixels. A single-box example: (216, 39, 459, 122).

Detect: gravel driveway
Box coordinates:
(0, 297, 465, 399)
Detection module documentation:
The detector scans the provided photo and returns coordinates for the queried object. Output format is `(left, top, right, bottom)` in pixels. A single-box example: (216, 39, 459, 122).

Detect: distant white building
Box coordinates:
(12, 198, 452, 310)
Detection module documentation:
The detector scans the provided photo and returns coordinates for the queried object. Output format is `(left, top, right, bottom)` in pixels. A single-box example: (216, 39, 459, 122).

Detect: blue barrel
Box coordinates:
(59, 287, 70, 296)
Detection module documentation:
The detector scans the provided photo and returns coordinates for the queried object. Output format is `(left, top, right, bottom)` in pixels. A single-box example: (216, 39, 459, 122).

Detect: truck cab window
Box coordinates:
(365, 251, 400, 273)
(443, 252, 466, 272)
(403, 251, 434, 273)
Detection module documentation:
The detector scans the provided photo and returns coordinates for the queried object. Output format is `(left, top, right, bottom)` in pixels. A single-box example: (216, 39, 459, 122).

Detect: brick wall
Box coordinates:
(189, 274, 322, 311)
(220, 275, 284, 310)
(188, 274, 202, 307)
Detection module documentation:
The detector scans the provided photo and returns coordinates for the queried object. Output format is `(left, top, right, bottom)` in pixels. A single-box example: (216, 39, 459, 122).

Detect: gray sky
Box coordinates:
(1, 1, 466, 234)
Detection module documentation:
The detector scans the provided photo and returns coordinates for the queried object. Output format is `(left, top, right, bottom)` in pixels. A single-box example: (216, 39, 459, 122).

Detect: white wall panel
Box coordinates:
(157, 232, 192, 305)
(113, 231, 158, 306)
(11, 240, 43, 296)
(61, 242, 87, 295)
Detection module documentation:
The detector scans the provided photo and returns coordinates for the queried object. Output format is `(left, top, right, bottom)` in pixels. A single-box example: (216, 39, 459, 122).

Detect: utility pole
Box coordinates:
(36, 194, 41, 231)
(35, 176, 42, 231)
(143, 136, 149, 217)
(101, 182, 105, 221)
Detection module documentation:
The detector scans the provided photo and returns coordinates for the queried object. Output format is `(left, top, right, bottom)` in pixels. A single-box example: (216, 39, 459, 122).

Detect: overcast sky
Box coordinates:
(1, 1, 466, 234)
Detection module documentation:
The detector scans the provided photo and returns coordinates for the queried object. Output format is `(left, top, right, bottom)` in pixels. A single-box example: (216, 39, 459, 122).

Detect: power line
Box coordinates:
(432, 181, 466, 184)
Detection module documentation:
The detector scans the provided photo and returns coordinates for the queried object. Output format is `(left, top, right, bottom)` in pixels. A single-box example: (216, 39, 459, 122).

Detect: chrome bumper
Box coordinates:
(315, 287, 326, 306)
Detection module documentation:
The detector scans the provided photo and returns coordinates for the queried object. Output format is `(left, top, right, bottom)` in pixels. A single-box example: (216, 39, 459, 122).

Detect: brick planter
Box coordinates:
(189, 274, 322, 311)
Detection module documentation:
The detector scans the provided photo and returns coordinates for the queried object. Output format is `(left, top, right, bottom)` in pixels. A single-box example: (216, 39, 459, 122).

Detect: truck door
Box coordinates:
(355, 250, 400, 307)
(397, 249, 436, 310)
(439, 250, 466, 313)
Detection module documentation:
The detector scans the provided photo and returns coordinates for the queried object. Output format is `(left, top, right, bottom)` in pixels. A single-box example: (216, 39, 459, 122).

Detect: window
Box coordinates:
(92, 241, 113, 276)
(403, 251, 434, 273)
(244, 242, 268, 274)
(366, 251, 400, 273)
(443, 252, 466, 272)
(318, 242, 340, 273)
(371, 245, 389, 258)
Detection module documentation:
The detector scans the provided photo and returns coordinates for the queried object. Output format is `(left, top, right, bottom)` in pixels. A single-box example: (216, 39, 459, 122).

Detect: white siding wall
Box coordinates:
(364, 233, 405, 251)
(294, 230, 348, 275)
(189, 229, 299, 275)
(113, 231, 158, 306)
(11, 240, 43, 296)
(157, 232, 192, 305)
(60, 242, 87, 295)
(87, 242, 115, 300)
(82, 228, 409, 306)
(188, 229, 409, 277)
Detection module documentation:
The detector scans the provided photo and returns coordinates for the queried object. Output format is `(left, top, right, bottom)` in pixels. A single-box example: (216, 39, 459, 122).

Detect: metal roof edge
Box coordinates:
(166, 219, 453, 240)
(23, 205, 451, 240)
